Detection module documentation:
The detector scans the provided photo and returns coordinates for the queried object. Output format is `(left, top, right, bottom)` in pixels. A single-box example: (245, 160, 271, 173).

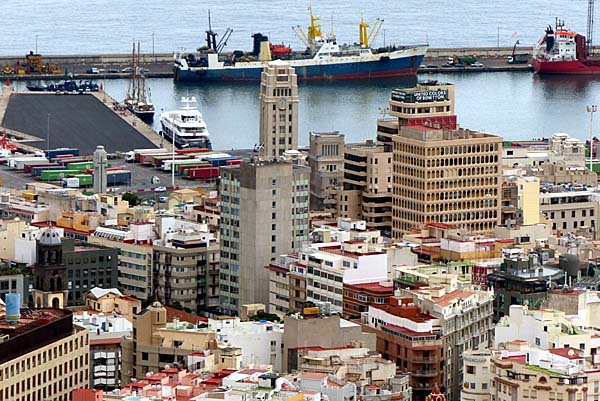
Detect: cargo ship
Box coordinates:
(533, 19, 600, 74)
(174, 11, 427, 82)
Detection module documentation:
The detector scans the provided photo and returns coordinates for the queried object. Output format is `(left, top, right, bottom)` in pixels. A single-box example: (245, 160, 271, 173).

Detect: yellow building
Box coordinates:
(517, 176, 541, 226)
(0, 308, 89, 401)
(85, 287, 142, 322)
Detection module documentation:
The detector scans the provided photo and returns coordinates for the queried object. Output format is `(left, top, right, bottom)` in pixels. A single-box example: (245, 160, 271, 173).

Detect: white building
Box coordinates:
(209, 317, 284, 372)
(299, 241, 388, 313)
(460, 349, 491, 401)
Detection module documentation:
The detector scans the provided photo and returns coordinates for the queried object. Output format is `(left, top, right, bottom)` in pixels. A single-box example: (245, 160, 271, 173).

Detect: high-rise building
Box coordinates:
(93, 145, 108, 194)
(338, 142, 393, 236)
(387, 82, 502, 238)
(152, 228, 220, 315)
(308, 131, 344, 212)
(258, 61, 299, 157)
(219, 159, 309, 315)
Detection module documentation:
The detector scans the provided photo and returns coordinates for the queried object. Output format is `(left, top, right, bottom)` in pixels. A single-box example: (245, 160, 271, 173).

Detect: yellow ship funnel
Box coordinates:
(259, 40, 272, 61)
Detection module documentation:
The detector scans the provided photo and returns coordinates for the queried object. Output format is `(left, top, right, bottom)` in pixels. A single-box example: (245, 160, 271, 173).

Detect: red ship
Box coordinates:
(533, 18, 600, 74)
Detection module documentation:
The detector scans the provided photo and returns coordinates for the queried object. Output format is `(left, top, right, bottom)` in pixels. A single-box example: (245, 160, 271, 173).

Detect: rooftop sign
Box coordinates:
(391, 89, 448, 103)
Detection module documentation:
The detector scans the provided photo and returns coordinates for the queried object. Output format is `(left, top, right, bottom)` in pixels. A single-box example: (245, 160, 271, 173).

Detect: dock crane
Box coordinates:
(205, 10, 233, 53)
(359, 17, 384, 48)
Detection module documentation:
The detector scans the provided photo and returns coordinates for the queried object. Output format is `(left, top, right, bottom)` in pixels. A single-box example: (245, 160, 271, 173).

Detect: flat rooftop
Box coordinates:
(2, 93, 156, 154)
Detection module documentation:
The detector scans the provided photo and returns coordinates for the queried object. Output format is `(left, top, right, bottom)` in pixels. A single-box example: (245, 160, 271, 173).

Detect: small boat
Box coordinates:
(26, 80, 99, 93)
(160, 96, 212, 149)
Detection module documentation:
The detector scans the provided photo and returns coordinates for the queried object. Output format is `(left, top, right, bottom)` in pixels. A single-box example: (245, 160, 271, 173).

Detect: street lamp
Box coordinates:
(35, 35, 39, 54)
(588, 105, 597, 173)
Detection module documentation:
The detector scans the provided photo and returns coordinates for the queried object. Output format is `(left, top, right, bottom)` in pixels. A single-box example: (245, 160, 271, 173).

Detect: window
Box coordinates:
(466, 365, 476, 374)
(535, 337, 541, 346)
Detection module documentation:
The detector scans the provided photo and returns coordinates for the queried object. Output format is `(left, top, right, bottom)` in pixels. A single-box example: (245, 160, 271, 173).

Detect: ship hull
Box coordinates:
(175, 51, 425, 82)
(533, 58, 600, 74)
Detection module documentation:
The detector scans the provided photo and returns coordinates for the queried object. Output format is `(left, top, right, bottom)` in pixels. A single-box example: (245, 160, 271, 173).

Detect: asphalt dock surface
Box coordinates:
(2, 93, 156, 154)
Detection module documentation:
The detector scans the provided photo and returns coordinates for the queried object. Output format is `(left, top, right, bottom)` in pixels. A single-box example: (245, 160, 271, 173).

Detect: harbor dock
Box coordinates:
(0, 46, 544, 81)
(0, 86, 166, 154)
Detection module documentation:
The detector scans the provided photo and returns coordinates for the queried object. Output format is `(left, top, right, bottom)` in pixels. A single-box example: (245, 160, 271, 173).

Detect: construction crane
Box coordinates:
(588, 0, 595, 56)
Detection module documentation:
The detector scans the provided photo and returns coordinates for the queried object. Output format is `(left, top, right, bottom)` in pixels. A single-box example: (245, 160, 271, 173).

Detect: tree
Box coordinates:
(122, 192, 141, 207)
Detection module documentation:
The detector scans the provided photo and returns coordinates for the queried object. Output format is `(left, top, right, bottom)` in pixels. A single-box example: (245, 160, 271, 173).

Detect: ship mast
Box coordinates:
(588, 0, 595, 56)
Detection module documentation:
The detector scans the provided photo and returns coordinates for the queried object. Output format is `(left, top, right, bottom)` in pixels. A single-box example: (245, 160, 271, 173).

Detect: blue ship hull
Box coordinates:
(175, 53, 424, 82)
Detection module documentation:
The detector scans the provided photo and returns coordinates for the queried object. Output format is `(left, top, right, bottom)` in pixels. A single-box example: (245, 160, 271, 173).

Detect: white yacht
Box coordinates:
(159, 97, 212, 149)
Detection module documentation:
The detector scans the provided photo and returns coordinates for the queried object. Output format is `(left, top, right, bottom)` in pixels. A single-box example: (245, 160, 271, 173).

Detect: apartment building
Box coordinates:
(308, 131, 345, 212)
(0, 308, 89, 401)
(121, 302, 216, 384)
(153, 228, 220, 315)
(361, 296, 444, 401)
(394, 285, 495, 401)
(219, 159, 310, 315)
(460, 349, 491, 401)
(89, 222, 154, 300)
(540, 185, 597, 234)
(300, 241, 388, 314)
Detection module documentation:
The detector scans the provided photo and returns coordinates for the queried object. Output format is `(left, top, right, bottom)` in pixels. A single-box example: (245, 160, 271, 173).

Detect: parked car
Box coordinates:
(426, 64, 438, 68)
(158, 196, 168, 203)
(471, 62, 485, 67)
(121, 67, 133, 73)
(139, 67, 150, 73)
(154, 186, 167, 192)
(107, 68, 119, 73)
(453, 62, 466, 68)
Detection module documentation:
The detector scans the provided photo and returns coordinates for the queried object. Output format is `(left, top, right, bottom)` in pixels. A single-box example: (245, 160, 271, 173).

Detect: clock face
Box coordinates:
(278, 97, 287, 110)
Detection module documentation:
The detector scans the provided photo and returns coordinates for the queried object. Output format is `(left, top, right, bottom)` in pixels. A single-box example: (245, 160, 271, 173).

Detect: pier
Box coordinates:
(0, 46, 544, 81)
(0, 86, 166, 154)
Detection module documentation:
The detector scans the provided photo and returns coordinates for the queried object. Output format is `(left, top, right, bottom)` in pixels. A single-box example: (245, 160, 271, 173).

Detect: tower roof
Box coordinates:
(39, 226, 62, 246)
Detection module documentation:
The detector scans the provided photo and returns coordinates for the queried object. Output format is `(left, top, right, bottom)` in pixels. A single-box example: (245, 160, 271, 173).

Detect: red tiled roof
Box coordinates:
(345, 281, 394, 293)
(301, 373, 328, 380)
(166, 307, 208, 324)
(549, 347, 585, 360)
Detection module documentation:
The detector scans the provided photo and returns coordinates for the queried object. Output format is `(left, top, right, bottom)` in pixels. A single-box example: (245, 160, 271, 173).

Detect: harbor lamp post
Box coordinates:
(588, 105, 597, 172)
(46, 113, 51, 150)
(35, 35, 39, 54)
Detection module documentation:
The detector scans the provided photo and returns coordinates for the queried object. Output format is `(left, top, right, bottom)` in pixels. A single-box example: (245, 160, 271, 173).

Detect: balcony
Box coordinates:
(411, 370, 439, 377)
(411, 356, 439, 363)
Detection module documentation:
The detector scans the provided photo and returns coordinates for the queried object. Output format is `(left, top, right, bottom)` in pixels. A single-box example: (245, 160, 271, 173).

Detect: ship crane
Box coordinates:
(588, 0, 595, 56)
(293, 25, 312, 48)
(359, 17, 384, 48)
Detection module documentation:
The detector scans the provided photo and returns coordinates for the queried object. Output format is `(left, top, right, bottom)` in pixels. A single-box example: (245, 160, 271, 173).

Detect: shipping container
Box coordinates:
(67, 161, 94, 172)
(74, 174, 93, 186)
(176, 147, 211, 155)
(40, 169, 79, 181)
(107, 170, 131, 186)
(7, 156, 47, 169)
(130, 148, 169, 163)
(162, 158, 209, 172)
(44, 148, 79, 159)
(54, 156, 92, 164)
(136, 151, 171, 164)
(23, 162, 59, 174)
(198, 152, 231, 160)
(31, 165, 66, 177)
(152, 154, 189, 169)
(208, 156, 239, 168)
(178, 162, 210, 175)
(186, 167, 219, 180)
(225, 159, 242, 166)
(62, 177, 80, 188)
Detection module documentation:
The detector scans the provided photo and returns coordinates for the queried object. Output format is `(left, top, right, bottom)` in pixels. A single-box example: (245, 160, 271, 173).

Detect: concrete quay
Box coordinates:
(0, 45, 546, 81)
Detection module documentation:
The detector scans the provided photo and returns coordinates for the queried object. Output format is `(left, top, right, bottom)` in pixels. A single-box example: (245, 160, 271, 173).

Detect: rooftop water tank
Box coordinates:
(5, 293, 21, 323)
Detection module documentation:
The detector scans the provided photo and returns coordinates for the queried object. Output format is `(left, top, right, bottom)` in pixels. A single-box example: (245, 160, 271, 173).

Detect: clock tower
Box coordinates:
(258, 60, 299, 158)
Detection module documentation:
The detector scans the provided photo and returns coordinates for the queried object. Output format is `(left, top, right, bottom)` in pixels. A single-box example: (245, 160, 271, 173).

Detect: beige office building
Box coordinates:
(308, 131, 345, 212)
(392, 127, 502, 238)
(0, 308, 89, 401)
(338, 142, 393, 235)
(258, 61, 299, 157)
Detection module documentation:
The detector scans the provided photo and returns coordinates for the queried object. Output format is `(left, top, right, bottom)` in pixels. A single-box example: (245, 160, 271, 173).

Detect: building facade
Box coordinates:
(258, 61, 299, 157)
(0, 308, 90, 401)
(219, 160, 309, 315)
(308, 131, 345, 212)
(152, 229, 220, 314)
